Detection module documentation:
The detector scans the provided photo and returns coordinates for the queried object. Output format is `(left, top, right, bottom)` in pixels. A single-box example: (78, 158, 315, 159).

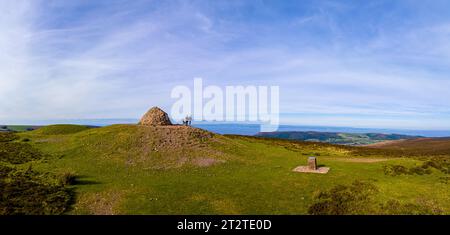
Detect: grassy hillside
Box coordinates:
(0, 125, 448, 215)
(255, 131, 421, 145)
(31, 124, 92, 135)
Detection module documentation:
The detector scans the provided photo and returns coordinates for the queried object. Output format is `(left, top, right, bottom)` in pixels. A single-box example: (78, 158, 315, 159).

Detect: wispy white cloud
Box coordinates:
(0, 0, 449, 129)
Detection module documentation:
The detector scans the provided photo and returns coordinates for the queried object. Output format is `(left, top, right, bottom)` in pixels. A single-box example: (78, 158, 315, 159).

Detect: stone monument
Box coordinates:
(139, 107, 172, 126)
(308, 157, 317, 170)
(293, 156, 330, 174)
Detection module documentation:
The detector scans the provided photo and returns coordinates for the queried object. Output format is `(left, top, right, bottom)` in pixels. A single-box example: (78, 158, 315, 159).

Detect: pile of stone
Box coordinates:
(138, 107, 172, 126)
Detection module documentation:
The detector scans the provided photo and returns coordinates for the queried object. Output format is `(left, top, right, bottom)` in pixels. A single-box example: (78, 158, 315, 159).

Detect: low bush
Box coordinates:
(422, 159, 449, 174)
(0, 133, 18, 142)
(58, 171, 77, 186)
(383, 158, 449, 176)
(383, 165, 410, 176)
(0, 142, 43, 164)
(308, 181, 443, 215)
(409, 165, 432, 175)
(0, 166, 74, 215)
(380, 199, 442, 215)
(308, 181, 378, 215)
(0, 165, 13, 178)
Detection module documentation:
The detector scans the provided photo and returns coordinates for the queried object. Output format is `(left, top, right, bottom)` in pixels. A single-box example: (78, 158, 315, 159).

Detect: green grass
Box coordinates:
(0, 124, 446, 215)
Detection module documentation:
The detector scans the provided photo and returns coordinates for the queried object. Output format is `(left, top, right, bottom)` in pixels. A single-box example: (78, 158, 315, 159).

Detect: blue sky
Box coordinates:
(1, 0, 450, 130)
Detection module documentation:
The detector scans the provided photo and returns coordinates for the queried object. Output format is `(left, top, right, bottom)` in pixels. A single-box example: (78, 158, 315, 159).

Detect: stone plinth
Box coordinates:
(139, 107, 172, 126)
(293, 156, 330, 174)
(308, 157, 317, 170)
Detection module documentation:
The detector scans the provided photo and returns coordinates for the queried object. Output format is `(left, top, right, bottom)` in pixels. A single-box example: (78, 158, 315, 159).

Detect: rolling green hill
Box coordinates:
(0, 125, 448, 215)
(255, 131, 422, 145)
(30, 124, 93, 135)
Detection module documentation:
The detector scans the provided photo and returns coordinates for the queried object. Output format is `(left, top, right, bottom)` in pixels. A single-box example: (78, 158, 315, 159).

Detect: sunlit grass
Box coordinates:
(1, 124, 446, 214)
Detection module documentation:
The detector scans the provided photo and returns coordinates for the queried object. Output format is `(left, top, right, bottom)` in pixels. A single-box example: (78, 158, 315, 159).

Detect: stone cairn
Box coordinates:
(138, 107, 172, 126)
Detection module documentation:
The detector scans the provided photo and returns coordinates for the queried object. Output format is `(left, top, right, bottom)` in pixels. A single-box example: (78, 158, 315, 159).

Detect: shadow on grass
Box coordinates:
(72, 175, 101, 185)
(63, 175, 101, 214)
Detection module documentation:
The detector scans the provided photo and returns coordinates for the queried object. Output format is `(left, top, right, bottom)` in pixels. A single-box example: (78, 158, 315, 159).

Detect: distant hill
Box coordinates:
(367, 137, 450, 155)
(255, 131, 422, 145)
(0, 125, 98, 133)
(30, 124, 92, 135)
(0, 125, 41, 132)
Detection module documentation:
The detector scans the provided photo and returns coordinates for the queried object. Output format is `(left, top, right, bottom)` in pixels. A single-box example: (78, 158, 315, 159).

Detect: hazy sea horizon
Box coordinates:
(2, 119, 450, 137)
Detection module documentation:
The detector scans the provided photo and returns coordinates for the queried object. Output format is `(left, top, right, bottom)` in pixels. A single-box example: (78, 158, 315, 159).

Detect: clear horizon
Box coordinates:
(2, 118, 450, 135)
(1, 1, 450, 129)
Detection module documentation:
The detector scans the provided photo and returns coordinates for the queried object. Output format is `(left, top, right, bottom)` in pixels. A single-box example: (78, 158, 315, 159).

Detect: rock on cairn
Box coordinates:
(139, 107, 172, 126)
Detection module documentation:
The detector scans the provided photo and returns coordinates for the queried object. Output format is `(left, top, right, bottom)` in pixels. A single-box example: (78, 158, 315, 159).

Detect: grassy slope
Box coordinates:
(31, 124, 92, 135)
(16, 125, 450, 215)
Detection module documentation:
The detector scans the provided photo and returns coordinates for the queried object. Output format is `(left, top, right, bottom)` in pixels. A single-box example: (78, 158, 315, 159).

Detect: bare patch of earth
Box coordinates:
(77, 190, 123, 215)
(192, 158, 225, 167)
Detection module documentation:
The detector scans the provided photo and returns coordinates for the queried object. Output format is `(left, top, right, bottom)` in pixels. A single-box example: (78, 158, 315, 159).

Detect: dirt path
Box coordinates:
(328, 158, 391, 163)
